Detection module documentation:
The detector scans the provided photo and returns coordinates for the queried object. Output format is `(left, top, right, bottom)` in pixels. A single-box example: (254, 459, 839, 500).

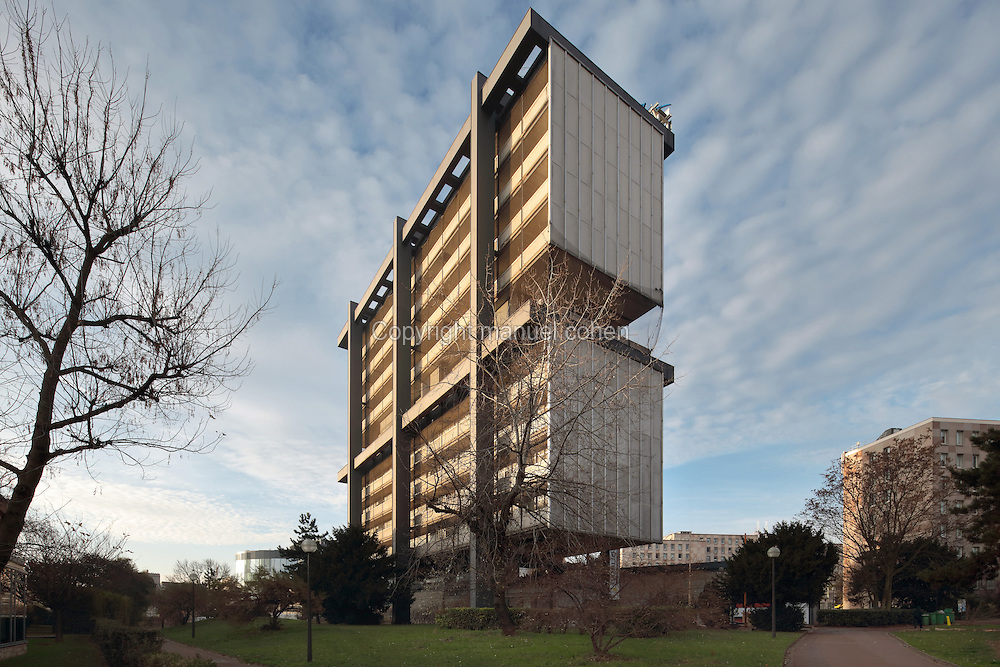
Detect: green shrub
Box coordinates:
(434, 607, 526, 630)
(749, 604, 804, 632)
(818, 608, 917, 627)
(92, 619, 163, 667)
(93, 589, 136, 625)
(27, 604, 53, 628)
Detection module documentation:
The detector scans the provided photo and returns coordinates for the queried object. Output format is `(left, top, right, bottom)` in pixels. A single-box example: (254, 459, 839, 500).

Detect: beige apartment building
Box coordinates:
(842, 417, 1000, 607)
(336, 10, 674, 608)
(620, 531, 759, 567)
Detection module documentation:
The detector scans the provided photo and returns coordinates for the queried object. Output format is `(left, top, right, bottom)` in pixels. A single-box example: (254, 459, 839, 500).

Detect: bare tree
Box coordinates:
(548, 552, 663, 659)
(413, 256, 668, 633)
(168, 558, 241, 620)
(802, 436, 953, 608)
(170, 558, 233, 586)
(22, 516, 127, 640)
(238, 566, 307, 630)
(0, 2, 269, 570)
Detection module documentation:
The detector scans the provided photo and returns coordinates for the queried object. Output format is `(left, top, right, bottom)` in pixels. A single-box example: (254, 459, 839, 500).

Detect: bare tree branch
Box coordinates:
(801, 436, 953, 608)
(406, 254, 668, 631)
(0, 1, 271, 571)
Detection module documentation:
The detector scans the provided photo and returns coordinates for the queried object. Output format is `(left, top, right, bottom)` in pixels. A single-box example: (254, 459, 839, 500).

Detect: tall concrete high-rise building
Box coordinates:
(337, 10, 674, 607)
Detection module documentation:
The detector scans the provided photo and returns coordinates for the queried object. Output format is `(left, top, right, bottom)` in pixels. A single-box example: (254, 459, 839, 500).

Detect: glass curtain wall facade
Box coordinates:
(235, 550, 291, 584)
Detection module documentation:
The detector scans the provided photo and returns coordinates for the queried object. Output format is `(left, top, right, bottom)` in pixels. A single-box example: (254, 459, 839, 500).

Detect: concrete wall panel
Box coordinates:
(548, 42, 663, 304)
(547, 339, 663, 544)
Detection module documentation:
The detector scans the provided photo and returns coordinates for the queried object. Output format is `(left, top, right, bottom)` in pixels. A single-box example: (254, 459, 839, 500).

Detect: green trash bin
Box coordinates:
(921, 613, 930, 627)
(933, 611, 945, 625)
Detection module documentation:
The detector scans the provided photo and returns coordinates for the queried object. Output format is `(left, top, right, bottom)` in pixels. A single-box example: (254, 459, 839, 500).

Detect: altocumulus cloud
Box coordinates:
(34, 473, 287, 547)
(18, 0, 1000, 562)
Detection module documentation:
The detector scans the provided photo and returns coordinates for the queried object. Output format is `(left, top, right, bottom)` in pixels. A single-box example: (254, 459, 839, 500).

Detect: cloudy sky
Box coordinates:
(13, 0, 1000, 577)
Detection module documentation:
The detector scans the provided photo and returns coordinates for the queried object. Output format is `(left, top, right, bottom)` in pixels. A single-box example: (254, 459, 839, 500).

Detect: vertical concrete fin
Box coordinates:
(347, 301, 362, 527)
(392, 216, 413, 623)
(469, 71, 496, 609)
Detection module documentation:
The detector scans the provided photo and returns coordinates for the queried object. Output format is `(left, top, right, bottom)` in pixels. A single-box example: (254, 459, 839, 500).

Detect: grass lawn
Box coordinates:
(3, 634, 107, 667)
(164, 619, 797, 666)
(896, 625, 1000, 666)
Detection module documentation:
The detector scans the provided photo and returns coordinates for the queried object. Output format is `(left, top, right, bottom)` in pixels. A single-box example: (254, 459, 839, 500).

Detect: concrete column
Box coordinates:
(609, 549, 621, 600)
(391, 216, 413, 624)
(347, 301, 363, 527)
(470, 72, 495, 332)
(468, 71, 496, 609)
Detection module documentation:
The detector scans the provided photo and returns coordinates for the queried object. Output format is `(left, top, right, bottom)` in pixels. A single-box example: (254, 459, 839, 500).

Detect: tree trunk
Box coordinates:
(881, 575, 894, 609)
(0, 470, 40, 569)
(0, 283, 76, 571)
(879, 560, 896, 609)
(0, 431, 51, 570)
(494, 584, 516, 636)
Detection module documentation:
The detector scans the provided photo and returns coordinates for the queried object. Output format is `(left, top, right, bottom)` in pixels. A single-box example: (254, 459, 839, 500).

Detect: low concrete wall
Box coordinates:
(411, 562, 726, 623)
(0, 642, 28, 660)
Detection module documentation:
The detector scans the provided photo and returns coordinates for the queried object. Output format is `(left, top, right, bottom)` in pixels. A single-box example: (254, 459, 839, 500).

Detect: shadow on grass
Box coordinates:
(163, 619, 800, 666)
(3, 635, 107, 667)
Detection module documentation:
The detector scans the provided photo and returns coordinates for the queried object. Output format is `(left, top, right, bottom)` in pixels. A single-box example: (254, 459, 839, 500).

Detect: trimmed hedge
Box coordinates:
(818, 608, 918, 627)
(435, 607, 526, 630)
(92, 619, 162, 667)
(749, 604, 804, 632)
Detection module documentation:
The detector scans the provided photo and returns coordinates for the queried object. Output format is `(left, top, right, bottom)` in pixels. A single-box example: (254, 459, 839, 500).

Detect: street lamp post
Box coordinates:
(767, 546, 780, 638)
(189, 572, 199, 639)
(302, 538, 318, 662)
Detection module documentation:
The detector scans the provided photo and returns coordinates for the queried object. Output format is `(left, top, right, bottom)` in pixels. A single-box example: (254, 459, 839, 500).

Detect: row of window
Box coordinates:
(631, 552, 731, 564)
(635, 552, 692, 561)
(639, 535, 741, 551)
(937, 523, 974, 545)
(640, 542, 690, 551)
(955, 546, 978, 558)
(941, 429, 981, 446)
(939, 451, 980, 468)
(632, 545, 737, 560)
(941, 500, 965, 514)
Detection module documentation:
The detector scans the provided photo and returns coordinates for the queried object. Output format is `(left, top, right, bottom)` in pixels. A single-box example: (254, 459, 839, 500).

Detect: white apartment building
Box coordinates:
(621, 531, 759, 567)
(842, 417, 1000, 607)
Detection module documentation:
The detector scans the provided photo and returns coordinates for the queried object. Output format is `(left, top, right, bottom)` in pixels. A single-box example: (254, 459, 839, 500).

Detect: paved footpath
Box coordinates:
(161, 638, 270, 666)
(786, 627, 959, 667)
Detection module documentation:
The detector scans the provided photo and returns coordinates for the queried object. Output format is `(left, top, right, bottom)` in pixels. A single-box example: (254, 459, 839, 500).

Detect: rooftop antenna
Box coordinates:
(645, 102, 672, 129)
